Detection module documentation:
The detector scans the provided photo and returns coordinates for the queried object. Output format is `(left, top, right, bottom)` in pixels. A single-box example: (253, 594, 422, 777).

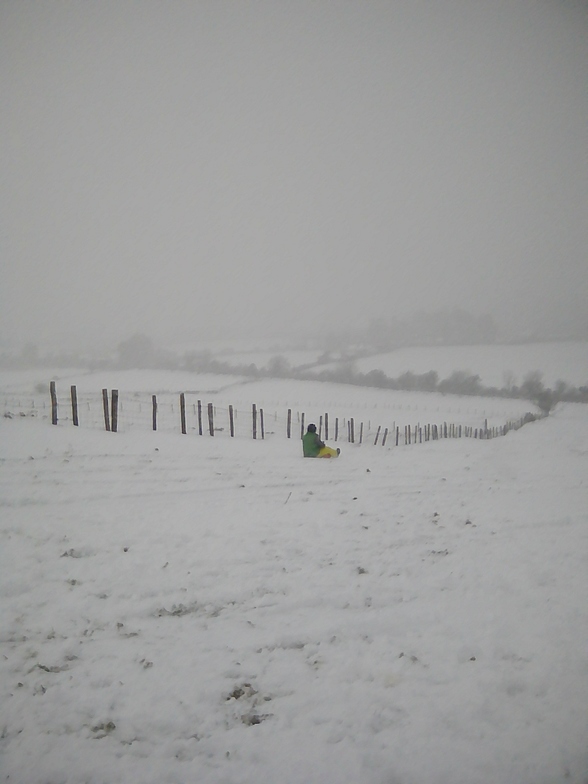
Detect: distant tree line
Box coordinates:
(3, 331, 587, 414)
(0, 342, 88, 370)
(299, 365, 588, 414)
(180, 351, 588, 414)
(319, 310, 500, 356)
(317, 307, 587, 355)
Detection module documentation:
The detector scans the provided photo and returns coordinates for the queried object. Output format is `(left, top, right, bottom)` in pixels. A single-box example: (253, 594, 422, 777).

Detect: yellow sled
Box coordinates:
(317, 446, 340, 458)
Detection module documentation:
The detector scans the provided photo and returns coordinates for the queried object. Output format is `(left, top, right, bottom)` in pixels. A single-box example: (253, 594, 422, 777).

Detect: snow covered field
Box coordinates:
(338, 342, 588, 389)
(108, 340, 587, 388)
(1, 372, 587, 784)
(175, 341, 588, 389)
(2, 368, 536, 440)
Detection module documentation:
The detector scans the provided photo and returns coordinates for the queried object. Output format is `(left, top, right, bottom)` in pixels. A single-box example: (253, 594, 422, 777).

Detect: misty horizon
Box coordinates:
(2, 1, 587, 352)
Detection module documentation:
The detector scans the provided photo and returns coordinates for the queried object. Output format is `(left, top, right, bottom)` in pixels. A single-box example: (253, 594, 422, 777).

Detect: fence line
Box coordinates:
(2, 383, 545, 448)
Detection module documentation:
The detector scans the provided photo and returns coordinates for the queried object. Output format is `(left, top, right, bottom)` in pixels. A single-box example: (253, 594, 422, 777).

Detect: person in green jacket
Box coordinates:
(302, 423, 340, 458)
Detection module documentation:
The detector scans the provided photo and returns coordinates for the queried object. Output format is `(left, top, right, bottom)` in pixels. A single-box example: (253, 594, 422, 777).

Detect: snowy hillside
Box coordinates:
(1, 374, 587, 784)
(170, 340, 588, 389)
(314, 341, 588, 389)
(2, 368, 536, 439)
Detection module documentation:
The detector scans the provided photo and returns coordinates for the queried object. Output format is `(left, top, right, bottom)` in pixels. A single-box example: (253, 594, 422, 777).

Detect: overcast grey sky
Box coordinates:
(2, 0, 587, 350)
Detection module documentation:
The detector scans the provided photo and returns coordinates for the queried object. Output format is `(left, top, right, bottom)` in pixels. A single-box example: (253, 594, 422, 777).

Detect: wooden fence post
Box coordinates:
(229, 405, 234, 437)
(152, 395, 157, 431)
(252, 404, 257, 439)
(382, 427, 388, 446)
(197, 400, 203, 435)
(396, 426, 399, 446)
(111, 390, 119, 433)
(260, 408, 265, 439)
(287, 408, 292, 438)
(334, 417, 339, 442)
(300, 412, 305, 439)
(102, 389, 110, 431)
(350, 418, 355, 444)
(208, 403, 214, 436)
(70, 385, 78, 426)
(374, 425, 381, 445)
(180, 393, 186, 434)
(359, 422, 363, 444)
(324, 413, 329, 440)
(50, 381, 58, 425)
(319, 415, 323, 439)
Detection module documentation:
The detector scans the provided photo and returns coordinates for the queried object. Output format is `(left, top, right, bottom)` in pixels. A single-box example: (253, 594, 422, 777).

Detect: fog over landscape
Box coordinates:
(2, 6, 588, 781)
(2, 0, 588, 352)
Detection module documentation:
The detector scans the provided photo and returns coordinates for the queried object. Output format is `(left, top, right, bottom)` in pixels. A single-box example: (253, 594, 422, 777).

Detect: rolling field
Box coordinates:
(1, 368, 587, 783)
